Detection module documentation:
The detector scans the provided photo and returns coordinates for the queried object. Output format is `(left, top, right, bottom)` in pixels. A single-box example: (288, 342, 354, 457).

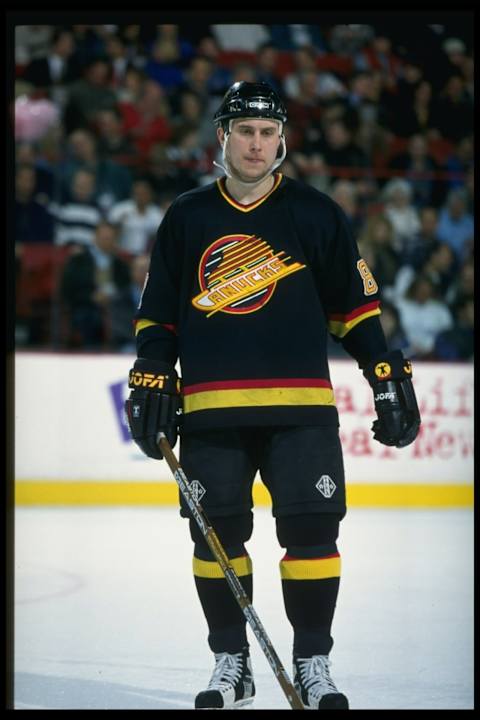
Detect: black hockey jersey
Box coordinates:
(135, 173, 386, 431)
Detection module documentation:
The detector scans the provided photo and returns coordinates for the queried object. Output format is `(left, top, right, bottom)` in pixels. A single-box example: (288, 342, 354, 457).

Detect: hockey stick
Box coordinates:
(157, 433, 304, 711)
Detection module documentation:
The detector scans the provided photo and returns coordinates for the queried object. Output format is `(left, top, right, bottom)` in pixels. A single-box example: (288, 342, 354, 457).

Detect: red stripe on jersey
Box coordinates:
(161, 323, 177, 334)
(328, 300, 380, 322)
(183, 378, 333, 395)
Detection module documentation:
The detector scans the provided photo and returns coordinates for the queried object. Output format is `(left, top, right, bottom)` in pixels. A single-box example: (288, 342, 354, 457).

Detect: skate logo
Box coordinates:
(192, 234, 305, 317)
(316, 475, 336, 498)
(189, 480, 206, 503)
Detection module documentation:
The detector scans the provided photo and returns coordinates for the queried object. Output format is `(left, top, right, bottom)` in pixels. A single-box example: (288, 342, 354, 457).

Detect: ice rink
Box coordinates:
(13, 505, 473, 710)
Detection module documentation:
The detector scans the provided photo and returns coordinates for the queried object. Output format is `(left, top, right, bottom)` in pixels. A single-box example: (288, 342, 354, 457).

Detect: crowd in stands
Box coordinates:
(14, 22, 474, 361)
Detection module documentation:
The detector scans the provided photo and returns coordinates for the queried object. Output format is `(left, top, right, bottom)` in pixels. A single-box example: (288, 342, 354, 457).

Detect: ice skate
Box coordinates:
(195, 647, 255, 709)
(293, 654, 349, 709)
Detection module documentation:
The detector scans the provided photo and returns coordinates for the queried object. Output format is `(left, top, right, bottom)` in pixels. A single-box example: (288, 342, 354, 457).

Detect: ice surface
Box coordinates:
(13, 506, 474, 710)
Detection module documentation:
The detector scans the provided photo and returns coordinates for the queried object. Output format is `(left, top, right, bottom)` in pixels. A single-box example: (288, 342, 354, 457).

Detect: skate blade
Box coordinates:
(196, 698, 254, 710)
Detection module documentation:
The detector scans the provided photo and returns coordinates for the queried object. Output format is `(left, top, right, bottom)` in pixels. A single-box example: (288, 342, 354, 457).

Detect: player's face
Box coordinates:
(219, 118, 282, 182)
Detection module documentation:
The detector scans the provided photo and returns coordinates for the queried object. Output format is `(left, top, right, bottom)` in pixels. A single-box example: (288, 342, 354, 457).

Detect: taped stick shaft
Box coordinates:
(158, 433, 304, 710)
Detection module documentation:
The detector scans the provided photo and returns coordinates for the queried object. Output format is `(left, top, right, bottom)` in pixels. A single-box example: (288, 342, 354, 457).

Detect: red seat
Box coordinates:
(18, 244, 71, 302)
(216, 50, 257, 68)
(317, 54, 353, 77)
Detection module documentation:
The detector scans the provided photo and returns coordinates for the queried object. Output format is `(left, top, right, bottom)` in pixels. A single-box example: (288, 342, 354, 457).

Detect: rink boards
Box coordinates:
(13, 353, 474, 508)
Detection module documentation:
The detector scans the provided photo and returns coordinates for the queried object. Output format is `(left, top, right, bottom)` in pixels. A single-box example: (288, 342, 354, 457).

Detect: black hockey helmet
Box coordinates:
(213, 81, 287, 131)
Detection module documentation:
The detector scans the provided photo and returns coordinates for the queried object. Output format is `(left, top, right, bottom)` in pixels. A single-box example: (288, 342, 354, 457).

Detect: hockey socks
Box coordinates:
(192, 543, 253, 654)
(279, 544, 341, 657)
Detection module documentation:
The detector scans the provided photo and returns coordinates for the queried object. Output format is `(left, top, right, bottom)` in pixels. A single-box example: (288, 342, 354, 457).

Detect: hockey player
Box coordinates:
(125, 81, 421, 710)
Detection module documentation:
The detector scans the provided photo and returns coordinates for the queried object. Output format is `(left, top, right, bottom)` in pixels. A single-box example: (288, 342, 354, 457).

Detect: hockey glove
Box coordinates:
(125, 358, 182, 459)
(363, 350, 421, 448)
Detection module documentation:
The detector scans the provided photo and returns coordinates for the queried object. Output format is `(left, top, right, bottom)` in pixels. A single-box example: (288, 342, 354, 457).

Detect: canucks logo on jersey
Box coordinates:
(192, 234, 306, 317)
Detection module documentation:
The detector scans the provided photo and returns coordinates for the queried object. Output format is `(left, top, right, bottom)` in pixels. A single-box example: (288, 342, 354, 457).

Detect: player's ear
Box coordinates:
(217, 126, 225, 146)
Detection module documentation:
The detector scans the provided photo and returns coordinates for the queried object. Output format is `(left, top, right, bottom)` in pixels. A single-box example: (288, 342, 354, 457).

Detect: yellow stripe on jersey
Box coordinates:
(184, 386, 336, 414)
(193, 554, 253, 579)
(328, 306, 381, 338)
(280, 555, 341, 580)
(135, 318, 160, 335)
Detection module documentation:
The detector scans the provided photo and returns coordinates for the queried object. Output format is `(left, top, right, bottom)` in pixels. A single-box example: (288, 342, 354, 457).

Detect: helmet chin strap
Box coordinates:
(213, 120, 287, 185)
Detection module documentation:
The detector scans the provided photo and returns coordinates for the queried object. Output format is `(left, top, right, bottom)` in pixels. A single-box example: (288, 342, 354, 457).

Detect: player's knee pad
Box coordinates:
(189, 511, 253, 559)
(275, 512, 341, 551)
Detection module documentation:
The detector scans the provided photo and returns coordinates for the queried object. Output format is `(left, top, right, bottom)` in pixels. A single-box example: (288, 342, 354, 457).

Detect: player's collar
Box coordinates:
(216, 173, 283, 213)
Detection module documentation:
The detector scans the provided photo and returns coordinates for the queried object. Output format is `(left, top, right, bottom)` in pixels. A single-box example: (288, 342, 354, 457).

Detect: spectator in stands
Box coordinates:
(317, 118, 369, 175)
(378, 299, 409, 353)
(347, 71, 390, 169)
(444, 135, 473, 192)
(210, 24, 270, 51)
(120, 78, 173, 161)
(256, 43, 284, 94)
(15, 164, 54, 245)
(284, 68, 323, 151)
(63, 56, 118, 134)
(445, 257, 474, 309)
(464, 165, 474, 215)
(433, 295, 473, 361)
(229, 61, 257, 85)
(195, 35, 233, 95)
(381, 177, 421, 253)
(144, 25, 193, 92)
(269, 24, 327, 52)
(70, 25, 108, 70)
(59, 220, 132, 349)
(354, 32, 402, 92)
(396, 80, 438, 139)
(15, 25, 54, 67)
(176, 54, 214, 109)
(283, 46, 346, 102)
(416, 241, 457, 298)
(110, 252, 151, 352)
(402, 206, 441, 268)
(328, 24, 374, 57)
(290, 150, 329, 193)
(61, 128, 133, 211)
(144, 142, 199, 200)
(129, 253, 150, 307)
(441, 37, 468, 78)
(50, 168, 103, 248)
(382, 58, 426, 136)
(15, 142, 56, 205)
(116, 24, 148, 65)
(357, 213, 400, 294)
(104, 33, 135, 89)
(329, 179, 363, 237)
(388, 133, 444, 209)
(171, 88, 218, 154)
(116, 65, 146, 105)
(386, 241, 456, 307)
(461, 54, 474, 102)
(14, 90, 61, 144)
(433, 74, 473, 144)
(346, 70, 383, 113)
(22, 27, 79, 107)
(108, 178, 163, 256)
(170, 89, 202, 134)
(176, 24, 215, 49)
(393, 274, 453, 358)
(95, 107, 137, 166)
(436, 187, 474, 263)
